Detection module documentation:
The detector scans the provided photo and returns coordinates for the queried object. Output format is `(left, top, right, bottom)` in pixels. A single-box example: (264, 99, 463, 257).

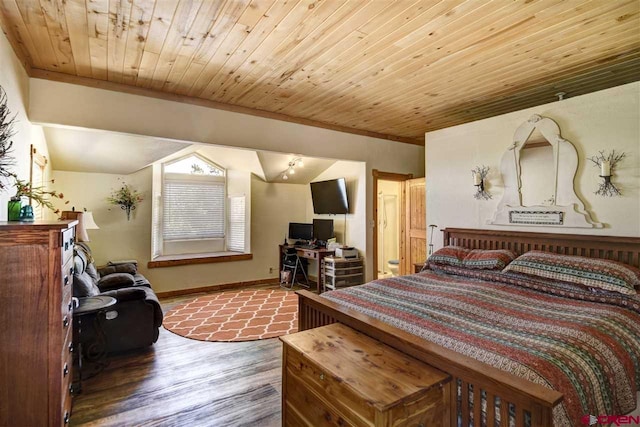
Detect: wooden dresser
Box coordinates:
(0, 220, 77, 426)
(280, 323, 451, 427)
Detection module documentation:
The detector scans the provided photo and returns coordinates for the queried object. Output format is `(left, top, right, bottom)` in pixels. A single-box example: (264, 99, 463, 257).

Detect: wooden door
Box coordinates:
(403, 178, 426, 274)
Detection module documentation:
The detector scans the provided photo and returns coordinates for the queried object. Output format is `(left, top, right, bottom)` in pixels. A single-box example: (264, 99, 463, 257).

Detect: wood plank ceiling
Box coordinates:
(1, 0, 639, 144)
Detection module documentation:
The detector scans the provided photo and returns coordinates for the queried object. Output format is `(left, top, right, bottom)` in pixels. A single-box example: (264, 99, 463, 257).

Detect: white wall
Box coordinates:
(426, 82, 640, 250)
(0, 32, 50, 219)
(51, 168, 311, 293)
(29, 79, 425, 283)
(308, 160, 366, 249)
(303, 160, 366, 278)
(51, 169, 153, 266)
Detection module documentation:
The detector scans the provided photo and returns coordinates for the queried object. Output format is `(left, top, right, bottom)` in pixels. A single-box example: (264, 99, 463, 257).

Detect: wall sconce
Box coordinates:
(589, 150, 625, 197)
(471, 166, 491, 200)
(281, 157, 304, 181)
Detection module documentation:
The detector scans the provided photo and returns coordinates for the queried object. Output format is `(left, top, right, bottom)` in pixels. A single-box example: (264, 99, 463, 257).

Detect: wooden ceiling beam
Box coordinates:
(29, 68, 422, 145)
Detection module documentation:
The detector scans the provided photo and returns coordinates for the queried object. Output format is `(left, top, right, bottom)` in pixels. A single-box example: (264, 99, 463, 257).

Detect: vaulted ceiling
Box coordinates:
(1, 0, 639, 145)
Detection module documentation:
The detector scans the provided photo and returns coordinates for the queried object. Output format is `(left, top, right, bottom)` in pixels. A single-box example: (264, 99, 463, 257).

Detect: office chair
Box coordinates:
(280, 248, 309, 290)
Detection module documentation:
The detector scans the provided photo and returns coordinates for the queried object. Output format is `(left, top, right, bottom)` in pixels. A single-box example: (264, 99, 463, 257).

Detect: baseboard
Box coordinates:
(156, 277, 277, 298)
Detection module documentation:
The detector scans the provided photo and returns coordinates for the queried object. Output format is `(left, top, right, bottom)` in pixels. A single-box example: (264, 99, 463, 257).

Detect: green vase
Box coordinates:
(8, 198, 22, 221)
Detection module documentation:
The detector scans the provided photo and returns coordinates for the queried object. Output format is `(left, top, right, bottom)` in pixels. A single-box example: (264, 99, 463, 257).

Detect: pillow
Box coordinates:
(462, 249, 517, 270)
(85, 263, 100, 283)
(98, 273, 135, 291)
(73, 250, 87, 275)
(98, 263, 137, 276)
(73, 272, 100, 297)
(428, 246, 471, 268)
(503, 251, 640, 295)
(429, 263, 506, 282)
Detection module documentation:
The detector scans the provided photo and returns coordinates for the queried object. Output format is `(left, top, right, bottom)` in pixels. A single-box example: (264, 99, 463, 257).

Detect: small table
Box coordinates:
(73, 295, 116, 393)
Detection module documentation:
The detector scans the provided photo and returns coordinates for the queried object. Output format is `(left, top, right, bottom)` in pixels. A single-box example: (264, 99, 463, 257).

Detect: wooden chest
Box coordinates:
(280, 323, 451, 427)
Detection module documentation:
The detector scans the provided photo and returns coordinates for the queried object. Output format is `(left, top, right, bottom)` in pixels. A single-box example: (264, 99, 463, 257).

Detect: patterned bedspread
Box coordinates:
(321, 271, 640, 427)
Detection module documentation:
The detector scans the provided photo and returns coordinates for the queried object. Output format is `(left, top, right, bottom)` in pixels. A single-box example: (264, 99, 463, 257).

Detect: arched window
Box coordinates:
(152, 153, 246, 258)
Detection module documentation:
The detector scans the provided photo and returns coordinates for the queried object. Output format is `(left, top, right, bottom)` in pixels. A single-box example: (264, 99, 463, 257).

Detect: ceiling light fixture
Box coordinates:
(281, 157, 304, 181)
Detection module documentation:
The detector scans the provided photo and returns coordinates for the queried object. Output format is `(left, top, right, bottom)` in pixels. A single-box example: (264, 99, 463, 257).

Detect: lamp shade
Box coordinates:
(60, 211, 99, 242)
(82, 211, 99, 230)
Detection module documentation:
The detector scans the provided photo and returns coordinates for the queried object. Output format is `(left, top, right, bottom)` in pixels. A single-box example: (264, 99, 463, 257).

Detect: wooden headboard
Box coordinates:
(442, 228, 640, 269)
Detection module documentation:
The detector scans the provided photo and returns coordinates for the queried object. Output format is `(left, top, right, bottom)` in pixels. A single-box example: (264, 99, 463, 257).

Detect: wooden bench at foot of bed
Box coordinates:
(297, 228, 640, 427)
(297, 289, 561, 427)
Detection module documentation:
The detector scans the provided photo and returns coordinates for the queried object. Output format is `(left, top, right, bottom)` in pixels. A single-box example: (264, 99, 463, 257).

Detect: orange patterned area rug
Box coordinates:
(163, 289, 298, 342)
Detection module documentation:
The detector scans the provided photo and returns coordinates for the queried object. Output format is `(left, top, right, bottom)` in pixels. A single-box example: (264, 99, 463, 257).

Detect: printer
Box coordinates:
(335, 247, 358, 259)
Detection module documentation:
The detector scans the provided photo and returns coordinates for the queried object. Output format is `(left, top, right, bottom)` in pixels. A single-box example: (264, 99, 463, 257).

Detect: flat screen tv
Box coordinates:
(310, 178, 349, 214)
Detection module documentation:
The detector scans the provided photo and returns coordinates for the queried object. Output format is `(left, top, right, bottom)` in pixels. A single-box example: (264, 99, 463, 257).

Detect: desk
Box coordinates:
(279, 245, 335, 293)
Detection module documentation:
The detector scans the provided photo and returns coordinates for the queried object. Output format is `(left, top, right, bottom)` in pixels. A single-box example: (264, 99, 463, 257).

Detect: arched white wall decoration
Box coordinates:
(490, 114, 602, 228)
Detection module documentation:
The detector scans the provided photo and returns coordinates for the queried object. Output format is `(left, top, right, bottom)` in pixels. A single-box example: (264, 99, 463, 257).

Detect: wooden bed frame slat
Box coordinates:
(297, 228, 640, 427)
(486, 392, 496, 427)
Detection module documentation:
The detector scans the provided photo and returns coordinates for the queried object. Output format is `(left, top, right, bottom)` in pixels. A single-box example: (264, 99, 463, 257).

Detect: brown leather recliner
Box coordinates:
(73, 244, 163, 353)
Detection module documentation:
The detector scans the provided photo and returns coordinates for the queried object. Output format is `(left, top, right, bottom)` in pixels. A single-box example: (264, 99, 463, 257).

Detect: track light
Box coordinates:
(279, 157, 304, 181)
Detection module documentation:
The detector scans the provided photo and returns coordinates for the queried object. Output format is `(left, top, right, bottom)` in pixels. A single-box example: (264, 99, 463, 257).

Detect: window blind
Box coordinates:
(151, 194, 162, 258)
(163, 179, 225, 240)
(227, 195, 245, 252)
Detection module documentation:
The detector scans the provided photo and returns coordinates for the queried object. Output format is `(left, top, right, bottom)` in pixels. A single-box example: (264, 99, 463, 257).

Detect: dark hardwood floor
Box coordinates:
(71, 284, 293, 426)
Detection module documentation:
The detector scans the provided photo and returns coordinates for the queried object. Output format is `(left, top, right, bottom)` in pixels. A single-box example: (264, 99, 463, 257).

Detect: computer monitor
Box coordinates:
(288, 223, 313, 241)
(313, 219, 334, 244)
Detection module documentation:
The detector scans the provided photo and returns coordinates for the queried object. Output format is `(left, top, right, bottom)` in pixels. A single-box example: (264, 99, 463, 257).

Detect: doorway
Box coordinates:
(377, 180, 402, 278)
(372, 170, 413, 280)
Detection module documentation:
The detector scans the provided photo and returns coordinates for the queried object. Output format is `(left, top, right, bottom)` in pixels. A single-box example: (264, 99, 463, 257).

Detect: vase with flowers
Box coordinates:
(8, 175, 65, 221)
(107, 183, 143, 221)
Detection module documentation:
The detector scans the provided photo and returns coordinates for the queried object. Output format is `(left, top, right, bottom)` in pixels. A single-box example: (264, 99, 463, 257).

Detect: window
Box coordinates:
(152, 154, 249, 261)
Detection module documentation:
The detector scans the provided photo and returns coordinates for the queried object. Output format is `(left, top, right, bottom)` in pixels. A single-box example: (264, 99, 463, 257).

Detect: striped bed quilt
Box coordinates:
(321, 270, 640, 427)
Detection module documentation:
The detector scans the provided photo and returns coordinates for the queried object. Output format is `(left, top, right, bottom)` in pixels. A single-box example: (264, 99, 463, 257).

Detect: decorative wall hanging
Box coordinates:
(108, 183, 143, 221)
(589, 150, 625, 197)
(471, 166, 491, 200)
(490, 114, 601, 228)
(0, 86, 16, 191)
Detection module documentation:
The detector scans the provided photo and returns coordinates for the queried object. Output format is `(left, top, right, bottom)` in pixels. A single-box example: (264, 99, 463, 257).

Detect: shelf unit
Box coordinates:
(322, 256, 364, 291)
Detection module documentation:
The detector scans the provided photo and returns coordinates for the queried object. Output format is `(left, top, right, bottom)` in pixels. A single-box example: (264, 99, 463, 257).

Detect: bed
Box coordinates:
(296, 228, 640, 427)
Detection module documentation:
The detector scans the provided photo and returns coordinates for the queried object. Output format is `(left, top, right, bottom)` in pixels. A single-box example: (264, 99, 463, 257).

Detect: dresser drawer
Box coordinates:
(61, 386, 72, 425)
(61, 347, 73, 383)
(61, 323, 74, 359)
(285, 346, 373, 423)
(61, 258, 74, 314)
(62, 257, 75, 294)
(300, 250, 317, 259)
(285, 368, 355, 427)
(61, 227, 75, 265)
